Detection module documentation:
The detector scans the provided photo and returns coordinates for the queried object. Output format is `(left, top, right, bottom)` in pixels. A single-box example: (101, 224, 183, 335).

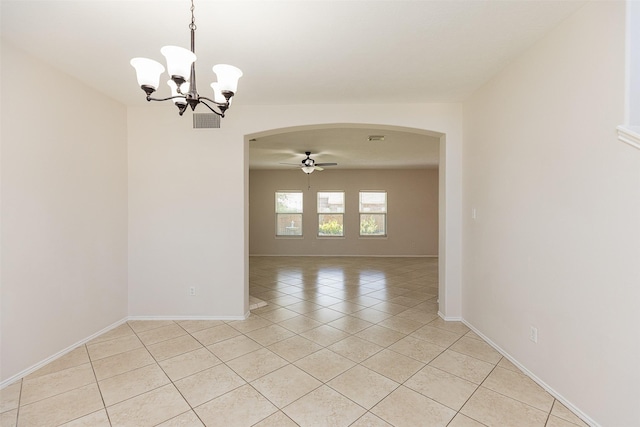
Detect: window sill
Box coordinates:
(617, 125, 640, 150)
(275, 236, 303, 239)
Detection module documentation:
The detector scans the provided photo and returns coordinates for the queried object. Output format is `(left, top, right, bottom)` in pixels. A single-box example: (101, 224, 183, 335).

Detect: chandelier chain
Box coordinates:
(189, 0, 196, 30)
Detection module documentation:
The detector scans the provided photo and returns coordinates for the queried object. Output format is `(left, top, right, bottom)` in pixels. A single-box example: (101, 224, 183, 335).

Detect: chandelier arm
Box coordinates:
(146, 95, 188, 103)
(198, 99, 225, 117)
(198, 96, 228, 107)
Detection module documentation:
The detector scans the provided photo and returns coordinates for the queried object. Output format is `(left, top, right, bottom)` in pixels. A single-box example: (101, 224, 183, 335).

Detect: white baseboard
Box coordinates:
(438, 311, 462, 322)
(461, 320, 598, 427)
(1, 313, 250, 389)
(0, 317, 128, 389)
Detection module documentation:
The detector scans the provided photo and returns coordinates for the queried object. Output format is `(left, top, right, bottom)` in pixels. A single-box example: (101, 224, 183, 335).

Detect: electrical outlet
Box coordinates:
(530, 326, 538, 343)
(189, 286, 196, 296)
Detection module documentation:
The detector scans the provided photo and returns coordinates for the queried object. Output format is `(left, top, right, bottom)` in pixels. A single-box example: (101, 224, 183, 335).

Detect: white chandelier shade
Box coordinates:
(130, 58, 165, 90)
(212, 64, 243, 94)
(160, 46, 197, 81)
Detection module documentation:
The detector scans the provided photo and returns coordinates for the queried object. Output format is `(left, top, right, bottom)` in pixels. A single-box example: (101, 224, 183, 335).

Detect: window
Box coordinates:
(275, 191, 303, 236)
(317, 192, 345, 236)
(359, 191, 387, 236)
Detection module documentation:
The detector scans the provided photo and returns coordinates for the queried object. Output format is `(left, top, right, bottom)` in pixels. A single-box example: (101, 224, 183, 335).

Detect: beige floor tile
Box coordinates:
(17, 383, 103, 427)
(371, 385, 456, 427)
(107, 384, 190, 427)
(195, 384, 278, 427)
(227, 315, 274, 333)
(284, 301, 323, 314)
(550, 400, 589, 427)
(300, 324, 351, 347)
(252, 411, 299, 427)
(277, 315, 323, 334)
(146, 334, 202, 361)
(98, 363, 170, 406)
(0, 409, 17, 427)
(270, 295, 304, 307)
(87, 333, 144, 361)
(387, 295, 422, 307)
(127, 320, 176, 333)
(0, 381, 21, 413)
(21, 363, 95, 406)
(389, 335, 446, 363)
(428, 318, 471, 335)
(136, 323, 187, 346)
(246, 324, 296, 346)
(155, 410, 204, 427)
(351, 307, 394, 323)
(88, 323, 135, 345)
(225, 348, 288, 382)
(302, 308, 346, 323)
(59, 409, 110, 426)
(369, 301, 410, 315)
(191, 324, 242, 346)
(464, 330, 484, 341)
(546, 415, 585, 427)
(349, 412, 393, 427)
(92, 347, 155, 381)
(461, 387, 548, 427)
(404, 365, 477, 411)
(173, 364, 245, 407)
(482, 367, 554, 412)
(411, 325, 462, 347)
(256, 307, 300, 323)
(252, 364, 322, 408)
(283, 385, 366, 427)
(158, 347, 221, 381)
(395, 308, 440, 324)
(447, 413, 486, 427)
(328, 336, 383, 363)
(449, 337, 502, 364)
(26, 347, 90, 380)
(355, 325, 406, 347)
(267, 335, 323, 362)
(361, 349, 425, 383)
(175, 319, 224, 334)
(327, 365, 399, 409)
(327, 301, 366, 314)
(206, 335, 262, 362)
(377, 316, 424, 334)
(497, 357, 522, 373)
(327, 315, 374, 334)
(294, 348, 356, 382)
(429, 350, 494, 384)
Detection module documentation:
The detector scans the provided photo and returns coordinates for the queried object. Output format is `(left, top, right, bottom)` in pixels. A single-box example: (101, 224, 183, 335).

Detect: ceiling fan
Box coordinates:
(282, 151, 338, 174)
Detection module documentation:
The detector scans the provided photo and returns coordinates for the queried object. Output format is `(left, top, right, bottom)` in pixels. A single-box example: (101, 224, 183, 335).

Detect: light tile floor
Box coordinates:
(0, 257, 589, 427)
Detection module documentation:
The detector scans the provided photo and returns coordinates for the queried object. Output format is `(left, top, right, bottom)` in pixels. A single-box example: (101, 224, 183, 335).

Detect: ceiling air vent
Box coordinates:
(193, 113, 220, 129)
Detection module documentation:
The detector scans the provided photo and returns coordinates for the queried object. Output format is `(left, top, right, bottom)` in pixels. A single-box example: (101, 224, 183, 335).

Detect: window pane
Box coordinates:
(359, 192, 386, 213)
(277, 214, 302, 236)
(276, 192, 303, 213)
(317, 192, 345, 213)
(360, 214, 386, 236)
(318, 214, 344, 236)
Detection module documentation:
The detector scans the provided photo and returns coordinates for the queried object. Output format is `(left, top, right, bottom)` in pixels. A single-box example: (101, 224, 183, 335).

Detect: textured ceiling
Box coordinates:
(1, 0, 586, 169)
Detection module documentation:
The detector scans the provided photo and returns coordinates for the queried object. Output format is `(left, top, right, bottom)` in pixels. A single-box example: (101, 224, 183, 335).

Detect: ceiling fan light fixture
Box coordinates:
(301, 166, 315, 174)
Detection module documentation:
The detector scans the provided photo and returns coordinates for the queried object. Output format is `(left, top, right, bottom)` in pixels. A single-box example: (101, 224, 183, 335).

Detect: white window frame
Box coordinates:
(317, 191, 345, 237)
(275, 191, 303, 237)
(359, 191, 387, 237)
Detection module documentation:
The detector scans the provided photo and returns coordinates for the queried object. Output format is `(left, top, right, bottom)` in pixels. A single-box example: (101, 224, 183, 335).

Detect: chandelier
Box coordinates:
(130, 0, 242, 117)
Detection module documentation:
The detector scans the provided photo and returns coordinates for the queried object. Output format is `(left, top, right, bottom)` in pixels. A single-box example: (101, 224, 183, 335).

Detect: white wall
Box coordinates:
(127, 104, 463, 318)
(249, 169, 439, 256)
(1, 42, 128, 383)
(462, 2, 640, 425)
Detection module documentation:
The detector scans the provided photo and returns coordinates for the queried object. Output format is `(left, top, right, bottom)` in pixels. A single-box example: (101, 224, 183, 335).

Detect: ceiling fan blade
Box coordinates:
(279, 162, 303, 166)
(314, 166, 324, 171)
(315, 162, 337, 167)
